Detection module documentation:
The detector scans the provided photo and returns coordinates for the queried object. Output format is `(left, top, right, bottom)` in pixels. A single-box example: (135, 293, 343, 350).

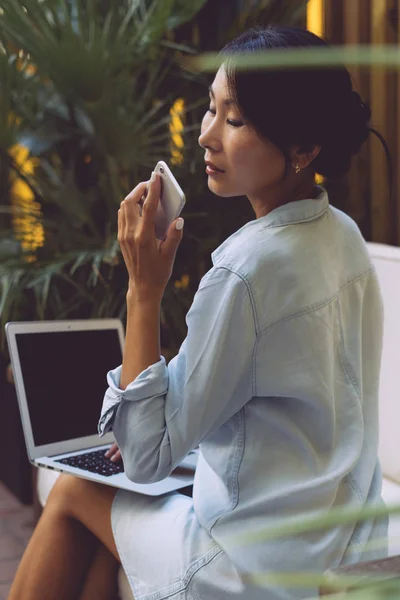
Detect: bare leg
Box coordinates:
(9, 475, 120, 600)
(78, 543, 120, 600)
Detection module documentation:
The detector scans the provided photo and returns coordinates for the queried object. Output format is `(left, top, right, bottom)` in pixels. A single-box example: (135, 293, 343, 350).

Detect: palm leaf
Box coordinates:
(166, 0, 209, 31)
(230, 502, 399, 546)
(0, 0, 307, 358)
(189, 45, 400, 73)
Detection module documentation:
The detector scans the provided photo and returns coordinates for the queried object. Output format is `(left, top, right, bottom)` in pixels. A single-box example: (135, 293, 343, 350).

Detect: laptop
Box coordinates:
(5, 319, 198, 496)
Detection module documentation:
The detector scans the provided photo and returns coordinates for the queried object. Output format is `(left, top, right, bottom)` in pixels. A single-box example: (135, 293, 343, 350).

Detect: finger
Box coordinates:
(119, 201, 136, 258)
(161, 217, 184, 260)
(124, 181, 148, 205)
(122, 195, 140, 233)
(110, 449, 122, 463)
(125, 177, 154, 225)
(104, 442, 118, 459)
(141, 171, 161, 232)
(117, 204, 125, 244)
(123, 184, 148, 224)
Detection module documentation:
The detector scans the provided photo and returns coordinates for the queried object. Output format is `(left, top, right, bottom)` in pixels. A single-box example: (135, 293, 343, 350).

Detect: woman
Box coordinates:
(9, 26, 387, 600)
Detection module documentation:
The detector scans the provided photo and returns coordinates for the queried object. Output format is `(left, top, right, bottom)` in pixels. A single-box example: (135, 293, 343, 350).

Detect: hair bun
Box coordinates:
(312, 90, 371, 178)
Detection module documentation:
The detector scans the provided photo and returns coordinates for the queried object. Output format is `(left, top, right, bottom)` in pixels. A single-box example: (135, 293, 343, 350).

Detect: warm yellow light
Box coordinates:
(307, 0, 324, 39)
(174, 274, 189, 289)
(307, 0, 325, 183)
(9, 144, 44, 256)
(170, 98, 185, 166)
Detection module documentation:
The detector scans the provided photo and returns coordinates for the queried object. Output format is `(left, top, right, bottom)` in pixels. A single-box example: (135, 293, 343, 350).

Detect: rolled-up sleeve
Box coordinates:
(98, 266, 257, 484)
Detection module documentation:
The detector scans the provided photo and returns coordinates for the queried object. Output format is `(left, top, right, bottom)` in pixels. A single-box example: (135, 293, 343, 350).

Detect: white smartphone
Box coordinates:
(152, 161, 186, 240)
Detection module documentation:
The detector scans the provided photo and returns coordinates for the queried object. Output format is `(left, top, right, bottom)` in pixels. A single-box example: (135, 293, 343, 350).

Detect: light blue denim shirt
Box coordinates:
(99, 188, 387, 591)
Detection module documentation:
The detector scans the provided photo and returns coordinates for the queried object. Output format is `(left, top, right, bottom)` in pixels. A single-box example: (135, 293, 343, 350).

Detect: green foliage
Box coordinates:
(1, 3, 399, 598)
(233, 500, 400, 598)
(191, 44, 400, 73)
(0, 0, 210, 354)
(0, 0, 308, 356)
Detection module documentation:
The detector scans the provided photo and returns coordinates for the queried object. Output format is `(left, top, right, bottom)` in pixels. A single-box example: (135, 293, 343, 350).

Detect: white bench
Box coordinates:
(36, 241, 400, 598)
(368, 242, 400, 557)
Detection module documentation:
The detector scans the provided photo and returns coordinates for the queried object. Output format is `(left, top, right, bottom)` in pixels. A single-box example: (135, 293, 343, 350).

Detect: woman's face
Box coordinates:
(198, 66, 287, 201)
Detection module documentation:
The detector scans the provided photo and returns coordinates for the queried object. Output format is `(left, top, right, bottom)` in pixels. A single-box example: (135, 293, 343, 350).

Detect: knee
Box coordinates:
(46, 474, 94, 516)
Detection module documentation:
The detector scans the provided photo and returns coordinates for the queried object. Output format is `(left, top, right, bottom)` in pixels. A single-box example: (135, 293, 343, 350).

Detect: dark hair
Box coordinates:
(221, 26, 371, 178)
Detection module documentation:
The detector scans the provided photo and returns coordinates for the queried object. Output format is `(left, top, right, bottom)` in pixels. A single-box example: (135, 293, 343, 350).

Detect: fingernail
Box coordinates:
(104, 451, 110, 457)
(176, 218, 184, 231)
(150, 171, 157, 184)
(110, 456, 116, 462)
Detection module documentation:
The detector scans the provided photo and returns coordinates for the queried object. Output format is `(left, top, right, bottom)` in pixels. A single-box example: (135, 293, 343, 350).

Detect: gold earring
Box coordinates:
(295, 162, 301, 174)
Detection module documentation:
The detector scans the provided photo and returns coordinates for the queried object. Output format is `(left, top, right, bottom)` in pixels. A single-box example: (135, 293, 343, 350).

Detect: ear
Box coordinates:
(291, 144, 321, 170)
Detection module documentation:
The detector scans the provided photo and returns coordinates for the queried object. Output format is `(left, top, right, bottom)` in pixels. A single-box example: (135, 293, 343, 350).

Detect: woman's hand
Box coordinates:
(118, 172, 184, 301)
(104, 442, 122, 463)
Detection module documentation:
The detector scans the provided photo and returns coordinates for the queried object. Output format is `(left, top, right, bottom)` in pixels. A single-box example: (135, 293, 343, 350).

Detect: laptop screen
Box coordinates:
(15, 329, 122, 446)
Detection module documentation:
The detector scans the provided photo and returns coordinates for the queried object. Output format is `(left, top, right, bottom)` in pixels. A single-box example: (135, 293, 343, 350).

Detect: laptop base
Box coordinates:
(35, 446, 197, 497)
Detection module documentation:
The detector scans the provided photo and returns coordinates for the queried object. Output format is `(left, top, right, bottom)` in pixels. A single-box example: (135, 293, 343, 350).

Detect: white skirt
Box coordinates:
(111, 489, 252, 600)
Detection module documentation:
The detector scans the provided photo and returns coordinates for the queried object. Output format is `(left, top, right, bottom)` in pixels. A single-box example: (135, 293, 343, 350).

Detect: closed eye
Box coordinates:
(227, 119, 243, 128)
(207, 107, 243, 128)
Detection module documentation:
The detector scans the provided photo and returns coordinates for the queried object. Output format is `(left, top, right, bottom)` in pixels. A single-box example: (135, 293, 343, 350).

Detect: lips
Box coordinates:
(205, 160, 225, 173)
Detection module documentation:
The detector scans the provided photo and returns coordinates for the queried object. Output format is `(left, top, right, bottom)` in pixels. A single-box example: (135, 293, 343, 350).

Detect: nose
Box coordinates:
(198, 114, 223, 152)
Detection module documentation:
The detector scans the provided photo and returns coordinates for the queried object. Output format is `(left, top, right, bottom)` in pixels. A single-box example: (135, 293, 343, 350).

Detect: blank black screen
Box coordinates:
(15, 329, 122, 446)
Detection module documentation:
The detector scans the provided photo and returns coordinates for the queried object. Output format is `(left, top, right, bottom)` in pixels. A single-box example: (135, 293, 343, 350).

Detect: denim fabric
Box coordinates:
(99, 188, 387, 599)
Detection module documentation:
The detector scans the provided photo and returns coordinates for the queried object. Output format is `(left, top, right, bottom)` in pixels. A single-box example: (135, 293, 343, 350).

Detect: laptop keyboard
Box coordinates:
(55, 449, 124, 477)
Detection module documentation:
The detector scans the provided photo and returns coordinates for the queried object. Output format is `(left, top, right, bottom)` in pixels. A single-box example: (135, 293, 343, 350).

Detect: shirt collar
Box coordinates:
(212, 187, 329, 265)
